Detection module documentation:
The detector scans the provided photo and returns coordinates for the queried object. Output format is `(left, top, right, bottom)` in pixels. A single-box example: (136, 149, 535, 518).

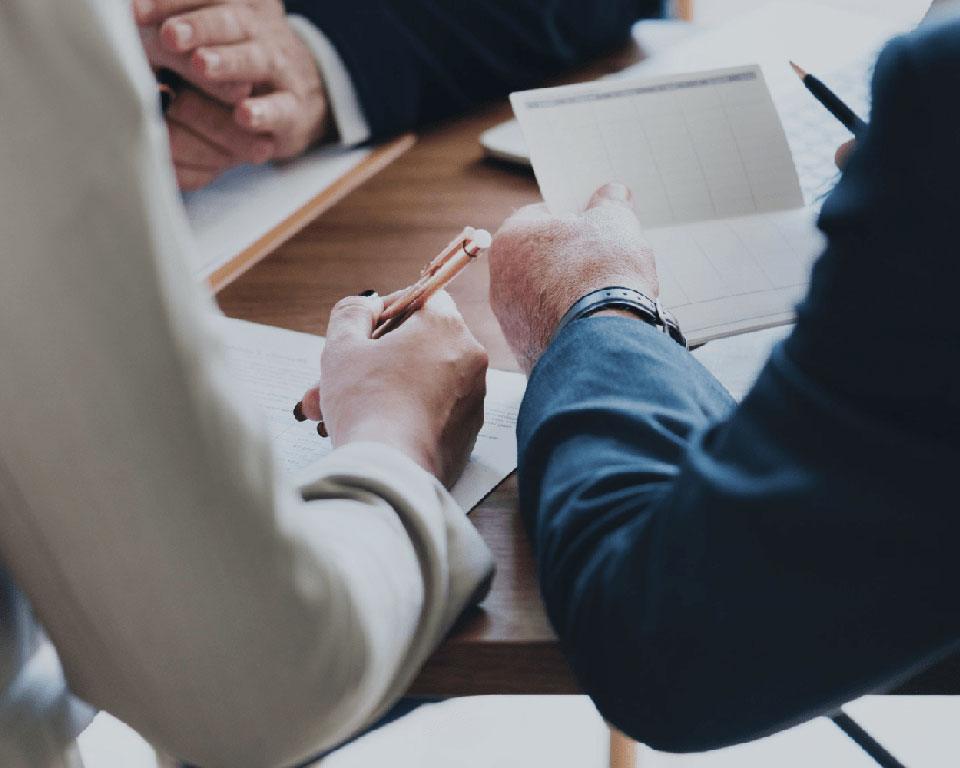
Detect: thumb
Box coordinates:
(585, 182, 634, 212)
(326, 293, 384, 347)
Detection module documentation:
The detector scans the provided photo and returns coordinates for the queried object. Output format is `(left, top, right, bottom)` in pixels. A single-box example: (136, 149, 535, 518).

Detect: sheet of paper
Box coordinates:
(184, 145, 372, 280)
(650, 208, 822, 345)
(693, 325, 792, 401)
(495, 2, 914, 203)
(512, 65, 803, 224)
(607, 2, 904, 204)
(216, 317, 525, 513)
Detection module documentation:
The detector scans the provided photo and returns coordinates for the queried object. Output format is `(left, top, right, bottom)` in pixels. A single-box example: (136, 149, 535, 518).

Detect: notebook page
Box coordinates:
(216, 317, 525, 513)
(648, 207, 824, 345)
(511, 65, 803, 224)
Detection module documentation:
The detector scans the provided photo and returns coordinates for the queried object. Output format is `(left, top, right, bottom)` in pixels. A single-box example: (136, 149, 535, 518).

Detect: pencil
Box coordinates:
(790, 61, 867, 137)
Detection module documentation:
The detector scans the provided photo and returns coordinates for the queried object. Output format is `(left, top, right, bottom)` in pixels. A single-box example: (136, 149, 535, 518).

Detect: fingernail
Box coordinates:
(293, 401, 306, 422)
(317, 422, 328, 438)
(606, 182, 630, 201)
(200, 49, 220, 72)
(172, 22, 193, 48)
(134, 0, 154, 20)
(246, 103, 264, 127)
(358, 289, 377, 297)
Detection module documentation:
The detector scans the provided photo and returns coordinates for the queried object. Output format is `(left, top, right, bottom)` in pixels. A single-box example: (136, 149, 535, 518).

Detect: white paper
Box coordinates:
(494, 2, 911, 204)
(217, 317, 525, 513)
(184, 145, 372, 280)
(693, 325, 792, 401)
(512, 65, 803, 225)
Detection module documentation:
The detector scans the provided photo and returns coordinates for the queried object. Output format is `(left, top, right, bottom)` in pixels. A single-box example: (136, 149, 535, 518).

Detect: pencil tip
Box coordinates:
(789, 61, 807, 79)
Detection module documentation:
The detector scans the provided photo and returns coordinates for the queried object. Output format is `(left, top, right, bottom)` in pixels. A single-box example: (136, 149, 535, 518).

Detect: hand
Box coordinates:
(135, 0, 332, 168)
(835, 139, 856, 169)
(489, 182, 659, 374)
(299, 292, 489, 489)
(165, 87, 276, 190)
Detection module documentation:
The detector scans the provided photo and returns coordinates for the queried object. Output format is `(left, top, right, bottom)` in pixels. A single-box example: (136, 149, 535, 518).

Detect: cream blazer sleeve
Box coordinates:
(0, 3, 493, 767)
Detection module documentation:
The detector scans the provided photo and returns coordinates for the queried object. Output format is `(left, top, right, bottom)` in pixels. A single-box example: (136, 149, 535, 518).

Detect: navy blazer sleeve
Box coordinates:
(283, 0, 661, 139)
(517, 19, 960, 753)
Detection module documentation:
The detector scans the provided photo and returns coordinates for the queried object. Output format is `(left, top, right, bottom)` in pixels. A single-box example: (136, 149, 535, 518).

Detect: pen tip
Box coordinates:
(789, 61, 807, 79)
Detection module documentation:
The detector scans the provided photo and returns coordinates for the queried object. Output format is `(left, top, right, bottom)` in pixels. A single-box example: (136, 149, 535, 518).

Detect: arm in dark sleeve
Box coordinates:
(283, 0, 662, 139)
(517, 22, 960, 753)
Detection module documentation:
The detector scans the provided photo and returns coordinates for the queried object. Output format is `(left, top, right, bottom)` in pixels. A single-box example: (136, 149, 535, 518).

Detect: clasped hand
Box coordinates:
(135, 0, 330, 190)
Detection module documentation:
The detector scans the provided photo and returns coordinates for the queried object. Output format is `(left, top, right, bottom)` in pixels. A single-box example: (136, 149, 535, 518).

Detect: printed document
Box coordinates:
(217, 317, 525, 513)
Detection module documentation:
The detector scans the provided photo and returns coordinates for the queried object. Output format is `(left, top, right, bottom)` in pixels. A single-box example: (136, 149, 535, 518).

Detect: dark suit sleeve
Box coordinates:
(517, 22, 960, 752)
(283, 0, 661, 139)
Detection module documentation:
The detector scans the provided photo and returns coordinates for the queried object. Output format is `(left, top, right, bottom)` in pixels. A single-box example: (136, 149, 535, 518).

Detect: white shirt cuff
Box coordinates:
(287, 14, 372, 146)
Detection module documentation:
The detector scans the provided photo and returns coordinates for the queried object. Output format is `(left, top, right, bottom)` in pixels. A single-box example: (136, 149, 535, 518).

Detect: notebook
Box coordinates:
(511, 65, 824, 344)
(185, 135, 414, 291)
(218, 317, 525, 513)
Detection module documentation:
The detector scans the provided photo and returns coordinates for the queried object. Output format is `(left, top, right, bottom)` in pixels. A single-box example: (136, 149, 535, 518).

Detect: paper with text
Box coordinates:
(217, 317, 525, 513)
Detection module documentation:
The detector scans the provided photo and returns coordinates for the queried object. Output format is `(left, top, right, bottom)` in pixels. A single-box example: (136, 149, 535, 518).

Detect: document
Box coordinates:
(184, 145, 372, 281)
(693, 325, 791, 401)
(493, 2, 911, 203)
(217, 317, 526, 513)
(512, 65, 825, 344)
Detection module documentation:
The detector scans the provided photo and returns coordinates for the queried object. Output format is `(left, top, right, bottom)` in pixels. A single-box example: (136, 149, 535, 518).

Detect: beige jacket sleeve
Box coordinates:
(0, 3, 493, 768)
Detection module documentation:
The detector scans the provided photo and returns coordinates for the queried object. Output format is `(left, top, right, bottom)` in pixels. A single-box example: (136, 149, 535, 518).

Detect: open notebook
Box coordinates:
(218, 317, 525, 513)
(511, 65, 825, 344)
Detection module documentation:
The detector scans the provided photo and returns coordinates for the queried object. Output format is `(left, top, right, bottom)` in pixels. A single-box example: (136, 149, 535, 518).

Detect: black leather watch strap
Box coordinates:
(553, 286, 687, 348)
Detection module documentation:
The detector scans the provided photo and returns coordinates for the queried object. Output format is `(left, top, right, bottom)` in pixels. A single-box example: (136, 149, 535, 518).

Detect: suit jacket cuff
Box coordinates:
(287, 15, 372, 146)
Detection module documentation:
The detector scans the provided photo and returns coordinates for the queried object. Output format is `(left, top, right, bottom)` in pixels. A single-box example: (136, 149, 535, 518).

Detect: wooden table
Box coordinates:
(216, 28, 959, 741)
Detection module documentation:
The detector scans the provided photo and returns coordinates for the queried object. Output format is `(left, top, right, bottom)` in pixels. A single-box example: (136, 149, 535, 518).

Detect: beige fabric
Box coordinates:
(0, 2, 493, 767)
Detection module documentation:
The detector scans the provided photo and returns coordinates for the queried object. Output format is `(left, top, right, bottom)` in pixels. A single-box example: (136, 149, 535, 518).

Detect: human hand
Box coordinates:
(299, 292, 489, 489)
(135, 0, 332, 169)
(835, 139, 856, 169)
(488, 183, 659, 374)
(164, 86, 276, 190)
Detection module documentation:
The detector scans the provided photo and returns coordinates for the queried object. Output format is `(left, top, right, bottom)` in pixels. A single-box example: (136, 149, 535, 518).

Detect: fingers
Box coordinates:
(236, 92, 300, 133)
(167, 89, 275, 164)
(835, 139, 857, 170)
(167, 119, 231, 169)
(159, 5, 252, 54)
(193, 41, 284, 84)
(585, 182, 634, 211)
(300, 386, 322, 422)
(175, 165, 222, 191)
(133, 0, 225, 26)
(326, 294, 385, 348)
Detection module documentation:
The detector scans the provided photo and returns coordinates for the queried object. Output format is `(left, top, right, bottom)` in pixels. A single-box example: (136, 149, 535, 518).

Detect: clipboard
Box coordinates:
(183, 134, 416, 292)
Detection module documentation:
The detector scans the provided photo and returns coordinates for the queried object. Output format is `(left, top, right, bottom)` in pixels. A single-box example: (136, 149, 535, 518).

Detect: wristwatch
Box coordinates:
(553, 286, 687, 348)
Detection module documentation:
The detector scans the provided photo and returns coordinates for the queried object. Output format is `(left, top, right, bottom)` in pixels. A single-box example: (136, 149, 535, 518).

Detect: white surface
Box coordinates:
(846, 696, 960, 768)
(693, 325, 791, 400)
(219, 317, 526, 513)
(77, 713, 159, 768)
(313, 694, 951, 768)
(183, 145, 372, 280)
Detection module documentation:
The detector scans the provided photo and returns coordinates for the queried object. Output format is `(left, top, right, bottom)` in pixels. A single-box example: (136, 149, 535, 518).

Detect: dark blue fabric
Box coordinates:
(516, 17, 960, 753)
(283, 1, 662, 140)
